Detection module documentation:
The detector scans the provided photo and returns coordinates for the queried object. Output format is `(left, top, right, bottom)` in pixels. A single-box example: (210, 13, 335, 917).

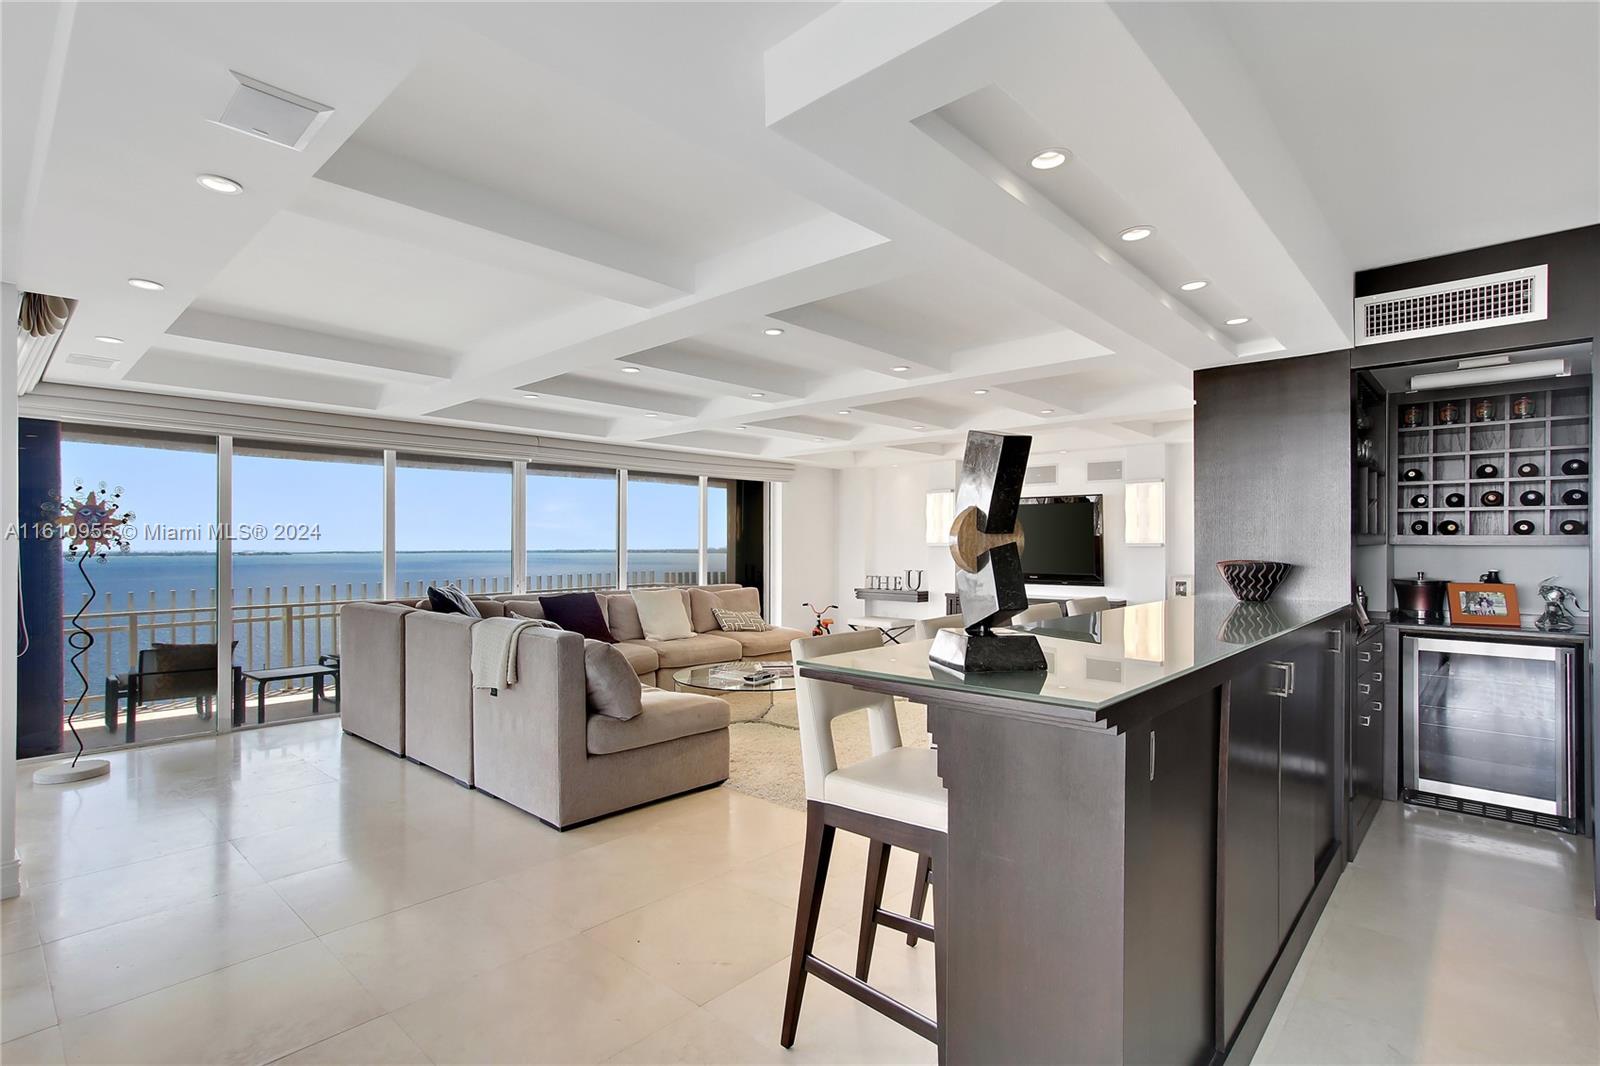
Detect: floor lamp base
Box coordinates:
(33, 759, 111, 785)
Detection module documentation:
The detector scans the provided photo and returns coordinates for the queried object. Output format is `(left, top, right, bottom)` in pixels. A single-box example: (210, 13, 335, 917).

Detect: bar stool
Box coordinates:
(783, 630, 947, 1048)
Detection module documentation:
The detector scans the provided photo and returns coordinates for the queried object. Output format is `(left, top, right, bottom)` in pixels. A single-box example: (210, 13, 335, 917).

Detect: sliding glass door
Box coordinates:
(231, 441, 382, 728)
(525, 466, 617, 591)
(396, 454, 512, 598)
(626, 473, 700, 586)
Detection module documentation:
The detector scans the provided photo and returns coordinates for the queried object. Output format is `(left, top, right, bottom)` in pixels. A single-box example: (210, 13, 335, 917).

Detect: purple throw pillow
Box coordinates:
(539, 592, 616, 643)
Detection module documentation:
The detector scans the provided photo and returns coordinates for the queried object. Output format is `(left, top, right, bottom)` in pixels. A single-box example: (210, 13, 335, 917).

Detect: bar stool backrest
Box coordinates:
(790, 629, 905, 802)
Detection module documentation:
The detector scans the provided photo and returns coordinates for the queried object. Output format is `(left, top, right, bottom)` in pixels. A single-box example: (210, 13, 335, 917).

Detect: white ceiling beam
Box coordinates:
(623, 343, 814, 400)
(849, 398, 966, 431)
(166, 309, 453, 384)
(122, 349, 384, 410)
(767, 304, 949, 375)
(747, 414, 861, 443)
(424, 399, 614, 439)
(523, 375, 708, 418)
(311, 142, 692, 307)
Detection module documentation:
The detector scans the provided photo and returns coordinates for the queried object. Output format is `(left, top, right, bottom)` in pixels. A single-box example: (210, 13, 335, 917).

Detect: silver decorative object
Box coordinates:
(1535, 578, 1584, 632)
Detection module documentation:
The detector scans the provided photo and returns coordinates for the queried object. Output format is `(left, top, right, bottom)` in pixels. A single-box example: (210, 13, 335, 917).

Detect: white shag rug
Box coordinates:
(718, 690, 930, 811)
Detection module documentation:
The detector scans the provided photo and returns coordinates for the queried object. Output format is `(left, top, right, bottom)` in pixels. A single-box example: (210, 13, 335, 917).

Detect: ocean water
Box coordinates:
(44, 549, 726, 702)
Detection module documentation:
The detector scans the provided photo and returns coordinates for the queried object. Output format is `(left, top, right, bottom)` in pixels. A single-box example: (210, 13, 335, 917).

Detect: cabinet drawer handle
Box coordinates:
(1358, 650, 1373, 662)
(1370, 671, 1383, 682)
(1268, 661, 1292, 698)
(1369, 701, 1382, 713)
(1359, 715, 1372, 726)
(1357, 682, 1371, 695)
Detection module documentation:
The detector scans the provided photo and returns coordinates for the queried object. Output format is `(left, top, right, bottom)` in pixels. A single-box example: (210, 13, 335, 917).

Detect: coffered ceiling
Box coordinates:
(5, 2, 1596, 467)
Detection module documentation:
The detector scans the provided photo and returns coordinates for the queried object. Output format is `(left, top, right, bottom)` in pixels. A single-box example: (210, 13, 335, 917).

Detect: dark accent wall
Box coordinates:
(731, 479, 766, 597)
(1194, 351, 1352, 601)
(17, 418, 63, 757)
(1353, 225, 1600, 368)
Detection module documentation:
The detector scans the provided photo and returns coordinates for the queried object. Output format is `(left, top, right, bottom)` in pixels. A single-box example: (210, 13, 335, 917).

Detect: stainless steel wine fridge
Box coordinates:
(1403, 635, 1579, 831)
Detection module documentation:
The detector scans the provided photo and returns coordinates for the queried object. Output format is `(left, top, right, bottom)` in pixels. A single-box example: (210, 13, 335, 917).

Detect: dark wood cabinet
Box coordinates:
(1221, 625, 1339, 1046)
(1220, 657, 1283, 1044)
(1347, 630, 1386, 854)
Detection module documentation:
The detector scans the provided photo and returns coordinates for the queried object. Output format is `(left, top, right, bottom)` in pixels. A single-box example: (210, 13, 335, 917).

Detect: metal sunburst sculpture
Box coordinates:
(35, 482, 135, 783)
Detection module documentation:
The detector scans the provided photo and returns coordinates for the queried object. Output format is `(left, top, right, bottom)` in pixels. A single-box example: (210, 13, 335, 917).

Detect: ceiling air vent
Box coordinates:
(1024, 464, 1058, 485)
(65, 352, 119, 370)
(216, 72, 333, 150)
(1355, 264, 1547, 346)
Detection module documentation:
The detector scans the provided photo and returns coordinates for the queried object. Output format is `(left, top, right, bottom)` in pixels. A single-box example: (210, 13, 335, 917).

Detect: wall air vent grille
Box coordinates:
(1024, 464, 1057, 486)
(1355, 265, 1547, 346)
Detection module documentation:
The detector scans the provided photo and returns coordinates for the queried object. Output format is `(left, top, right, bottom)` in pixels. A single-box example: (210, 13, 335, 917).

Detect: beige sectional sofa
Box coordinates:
(338, 583, 802, 827)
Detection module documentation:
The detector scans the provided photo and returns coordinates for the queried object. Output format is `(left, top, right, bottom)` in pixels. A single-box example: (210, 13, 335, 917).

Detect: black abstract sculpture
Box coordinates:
(929, 431, 1047, 675)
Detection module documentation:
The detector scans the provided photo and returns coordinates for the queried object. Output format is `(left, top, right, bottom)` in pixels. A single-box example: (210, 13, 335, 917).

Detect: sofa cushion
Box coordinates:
(427, 584, 480, 617)
(612, 641, 660, 677)
(712, 608, 769, 632)
(584, 640, 643, 720)
(724, 626, 806, 658)
(689, 587, 761, 633)
(643, 632, 742, 668)
(600, 592, 645, 641)
(504, 598, 545, 621)
(633, 588, 694, 641)
(586, 689, 730, 755)
(540, 592, 615, 643)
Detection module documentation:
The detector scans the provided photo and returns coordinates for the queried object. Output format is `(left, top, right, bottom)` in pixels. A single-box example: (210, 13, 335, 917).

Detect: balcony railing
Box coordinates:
(62, 569, 729, 717)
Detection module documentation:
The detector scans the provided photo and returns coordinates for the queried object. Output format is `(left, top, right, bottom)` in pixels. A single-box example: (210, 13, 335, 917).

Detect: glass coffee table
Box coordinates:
(672, 660, 796, 714)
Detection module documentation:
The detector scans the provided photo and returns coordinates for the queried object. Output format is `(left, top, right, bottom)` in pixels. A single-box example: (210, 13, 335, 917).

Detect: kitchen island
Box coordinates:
(797, 595, 1351, 1065)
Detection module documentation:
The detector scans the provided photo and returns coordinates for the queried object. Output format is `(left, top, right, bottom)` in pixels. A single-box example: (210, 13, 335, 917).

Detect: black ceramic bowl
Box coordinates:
(1520, 490, 1545, 506)
(1563, 458, 1589, 476)
(1517, 462, 1541, 478)
(1513, 520, 1537, 535)
(1216, 560, 1293, 602)
(1444, 492, 1466, 508)
(1561, 519, 1587, 535)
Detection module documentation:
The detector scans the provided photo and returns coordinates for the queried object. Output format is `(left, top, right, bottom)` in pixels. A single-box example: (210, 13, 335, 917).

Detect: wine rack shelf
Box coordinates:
(1390, 382, 1590, 546)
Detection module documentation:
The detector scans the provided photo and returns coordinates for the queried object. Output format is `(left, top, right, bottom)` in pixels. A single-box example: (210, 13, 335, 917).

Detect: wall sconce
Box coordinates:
(926, 489, 956, 546)
(1125, 480, 1165, 546)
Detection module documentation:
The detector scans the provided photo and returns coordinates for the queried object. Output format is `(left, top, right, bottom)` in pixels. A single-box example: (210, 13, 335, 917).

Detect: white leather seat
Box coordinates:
(825, 746, 946, 832)
(1011, 602, 1064, 625)
(1066, 596, 1111, 617)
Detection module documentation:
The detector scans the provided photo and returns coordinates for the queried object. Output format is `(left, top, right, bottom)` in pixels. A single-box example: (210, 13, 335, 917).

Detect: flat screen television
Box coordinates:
(1017, 495, 1104, 586)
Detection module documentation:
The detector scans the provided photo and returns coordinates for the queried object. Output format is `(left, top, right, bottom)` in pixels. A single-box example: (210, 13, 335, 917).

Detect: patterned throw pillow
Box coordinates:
(713, 607, 770, 632)
(427, 584, 481, 618)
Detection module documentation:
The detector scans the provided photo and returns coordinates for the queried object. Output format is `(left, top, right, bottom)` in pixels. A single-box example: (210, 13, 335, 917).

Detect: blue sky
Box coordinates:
(60, 441, 725, 553)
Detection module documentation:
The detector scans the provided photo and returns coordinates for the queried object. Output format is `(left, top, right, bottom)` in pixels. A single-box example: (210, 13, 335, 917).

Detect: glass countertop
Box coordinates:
(797, 595, 1348, 713)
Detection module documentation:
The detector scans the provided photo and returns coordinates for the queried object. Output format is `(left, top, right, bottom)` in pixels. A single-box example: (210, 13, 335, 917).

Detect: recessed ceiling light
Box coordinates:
(1180, 280, 1208, 292)
(913, 425, 926, 431)
(813, 437, 825, 443)
(620, 366, 641, 373)
(521, 393, 540, 399)
(1225, 316, 1251, 326)
(973, 389, 989, 395)
(127, 278, 164, 291)
(891, 365, 909, 373)
(645, 413, 658, 418)
(763, 327, 784, 336)
(1030, 148, 1070, 170)
(196, 174, 243, 195)
(1040, 409, 1054, 415)
(94, 336, 124, 345)
(837, 410, 850, 415)
(1119, 226, 1155, 242)
(750, 392, 765, 398)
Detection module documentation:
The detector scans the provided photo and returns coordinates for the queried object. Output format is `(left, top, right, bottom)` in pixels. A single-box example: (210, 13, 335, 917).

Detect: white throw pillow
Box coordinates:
(632, 588, 694, 641)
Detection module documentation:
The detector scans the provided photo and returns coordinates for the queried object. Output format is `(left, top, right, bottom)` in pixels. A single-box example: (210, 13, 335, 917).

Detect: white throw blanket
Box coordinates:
(471, 617, 555, 692)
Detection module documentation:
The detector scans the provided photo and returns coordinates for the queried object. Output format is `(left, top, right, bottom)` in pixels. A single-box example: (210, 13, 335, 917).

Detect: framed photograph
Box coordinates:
(1446, 582, 1521, 627)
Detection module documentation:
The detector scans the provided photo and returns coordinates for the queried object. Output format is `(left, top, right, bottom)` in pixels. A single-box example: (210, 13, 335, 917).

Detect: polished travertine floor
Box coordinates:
(1, 717, 1594, 1065)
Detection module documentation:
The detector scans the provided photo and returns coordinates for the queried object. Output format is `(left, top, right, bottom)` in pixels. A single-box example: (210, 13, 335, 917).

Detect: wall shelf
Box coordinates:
(1392, 383, 1590, 541)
